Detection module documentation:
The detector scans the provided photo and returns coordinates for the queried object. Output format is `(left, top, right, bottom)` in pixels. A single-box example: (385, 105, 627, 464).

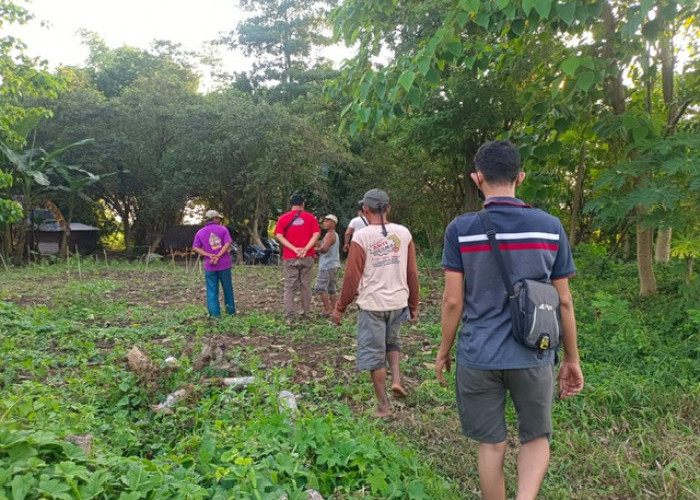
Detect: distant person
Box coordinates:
(343, 205, 369, 253)
(275, 194, 321, 322)
(192, 209, 236, 317)
(435, 140, 583, 500)
(333, 189, 419, 417)
(315, 214, 341, 317)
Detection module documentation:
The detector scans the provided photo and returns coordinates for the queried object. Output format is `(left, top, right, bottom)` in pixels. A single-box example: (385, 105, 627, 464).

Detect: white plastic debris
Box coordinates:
(278, 390, 299, 425)
(222, 376, 256, 387)
(152, 388, 188, 412)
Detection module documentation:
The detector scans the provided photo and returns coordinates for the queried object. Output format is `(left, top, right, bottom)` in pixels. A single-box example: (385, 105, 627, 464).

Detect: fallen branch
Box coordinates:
(192, 341, 228, 371)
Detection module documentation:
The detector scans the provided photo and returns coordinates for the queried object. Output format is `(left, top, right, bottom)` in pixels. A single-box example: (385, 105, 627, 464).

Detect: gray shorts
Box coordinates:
(456, 364, 555, 444)
(356, 308, 408, 371)
(314, 267, 339, 294)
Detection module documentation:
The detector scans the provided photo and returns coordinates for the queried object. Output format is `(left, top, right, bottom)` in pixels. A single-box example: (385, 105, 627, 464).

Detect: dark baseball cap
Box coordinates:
(360, 189, 390, 210)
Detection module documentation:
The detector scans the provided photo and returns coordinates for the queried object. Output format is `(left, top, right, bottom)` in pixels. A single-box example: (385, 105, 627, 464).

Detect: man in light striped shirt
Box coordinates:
(436, 140, 584, 500)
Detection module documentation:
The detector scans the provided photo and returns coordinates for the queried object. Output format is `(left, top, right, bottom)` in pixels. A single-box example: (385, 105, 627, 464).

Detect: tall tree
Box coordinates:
(331, 0, 699, 295)
(0, 0, 65, 257)
(221, 0, 337, 102)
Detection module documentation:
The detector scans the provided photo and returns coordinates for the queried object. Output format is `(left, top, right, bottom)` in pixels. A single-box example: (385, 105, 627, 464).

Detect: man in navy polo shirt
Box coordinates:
(436, 140, 584, 500)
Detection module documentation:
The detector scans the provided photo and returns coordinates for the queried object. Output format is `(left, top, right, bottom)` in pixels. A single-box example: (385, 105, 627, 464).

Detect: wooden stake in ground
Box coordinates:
(75, 245, 82, 279)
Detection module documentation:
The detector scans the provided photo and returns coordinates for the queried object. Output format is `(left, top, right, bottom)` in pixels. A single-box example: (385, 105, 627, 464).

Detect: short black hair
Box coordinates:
(474, 140, 521, 185)
(289, 194, 305, 206)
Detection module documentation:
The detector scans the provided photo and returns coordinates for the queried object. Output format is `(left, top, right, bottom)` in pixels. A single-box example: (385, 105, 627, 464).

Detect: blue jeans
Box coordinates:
(205, 268, 236, 317)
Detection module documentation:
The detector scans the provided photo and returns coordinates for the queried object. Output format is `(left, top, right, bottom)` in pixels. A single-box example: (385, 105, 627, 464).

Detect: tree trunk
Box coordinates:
(250, 194, 264, 247)
(12, 215, 29, 265)
(622, 232, 631, 261)
(1, 223, 11, 260)
(637, 218, 657, 296)
(602, 0, 656, 296)
(149, 233, 164, 254)
(570, 144, 586, 245)
(654, 228, 672, 264)
(660, 31, 677, 133)
(60, 230, 70, 259)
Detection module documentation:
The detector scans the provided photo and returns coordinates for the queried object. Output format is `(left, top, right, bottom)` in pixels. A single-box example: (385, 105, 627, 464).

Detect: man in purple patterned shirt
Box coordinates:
(193, 209, 236, 317)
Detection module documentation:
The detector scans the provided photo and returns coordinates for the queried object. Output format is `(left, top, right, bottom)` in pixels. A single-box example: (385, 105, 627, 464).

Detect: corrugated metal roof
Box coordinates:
(37, 221, 99, 232)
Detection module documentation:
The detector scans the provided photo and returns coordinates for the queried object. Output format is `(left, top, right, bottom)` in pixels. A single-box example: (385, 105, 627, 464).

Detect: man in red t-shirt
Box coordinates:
(275, 194, 321, 322)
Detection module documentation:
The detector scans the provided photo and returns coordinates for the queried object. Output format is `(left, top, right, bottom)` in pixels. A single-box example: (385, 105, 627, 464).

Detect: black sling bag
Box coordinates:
(477, 210, 562, 351)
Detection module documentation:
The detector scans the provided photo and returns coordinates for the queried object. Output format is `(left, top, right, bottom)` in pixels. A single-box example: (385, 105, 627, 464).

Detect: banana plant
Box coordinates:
(46, 160, 115, 258)
(0, 139, 93, 263)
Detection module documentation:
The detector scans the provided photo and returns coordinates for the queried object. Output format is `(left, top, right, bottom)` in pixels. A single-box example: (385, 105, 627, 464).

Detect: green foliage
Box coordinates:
(0, 169, 22, 223)
(0, 1, 65, 147)
(221, 0, 338, 102)
(0, 262, 459, 499)
(2, 253, 699, 498)
(585, 132, 700, 231)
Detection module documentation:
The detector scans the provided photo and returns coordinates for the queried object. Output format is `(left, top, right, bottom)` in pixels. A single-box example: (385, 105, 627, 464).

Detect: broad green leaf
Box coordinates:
(550, 75, 564, 97)
(367, 469, 387, 494)
(427, 28, 446, 55)
(78, 471, 110, 500)
(554, 117, 571, 133)
(456, 11, 470, 28)
(198, 438, 216, 466)
(497, 0, 510, 9)
(407, 87, 421, 108)
(11, 474, 35, 500)
(447, 43, 463, 57)
(359, 81, 370, 100)
(561, 57, 580, 76)
(510, 18, 525, 36)
(575, 70, 595, 91)
(416, 57, 430, 76)
(459, 0, 480, 13)
(579, 56, 595, 69)
(556, 1, 576, 26)
(397, 71, 416, 92)
(534, 0, 553, 19)
(522, 0, 535, 15)
(622, 113, 638, 130)
(407, 480, 428, 499)
(632, 126, 650, 143)
(37, 477, 72, 500)
(376, 81, 386, 100)
(641, 19, 662, 41)
(474, 12, 490, 29)
(8, 444, 36, 462)
(118, 493, 142, 500)
(502, 3, 517, 20)
(360, 107, 371, 123)
(375, 109, 383, 124)
(54, 461, 90, 481)
(425, 68, 441, 85)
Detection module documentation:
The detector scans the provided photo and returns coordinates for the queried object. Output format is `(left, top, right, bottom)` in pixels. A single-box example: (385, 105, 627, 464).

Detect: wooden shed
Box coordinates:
(36, 221, 99, 255)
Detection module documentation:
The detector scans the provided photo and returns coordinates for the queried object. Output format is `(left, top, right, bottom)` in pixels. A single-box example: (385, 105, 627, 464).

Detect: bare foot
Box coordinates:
(391, 384, 408, 398)
(374, 406, 392, 418)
